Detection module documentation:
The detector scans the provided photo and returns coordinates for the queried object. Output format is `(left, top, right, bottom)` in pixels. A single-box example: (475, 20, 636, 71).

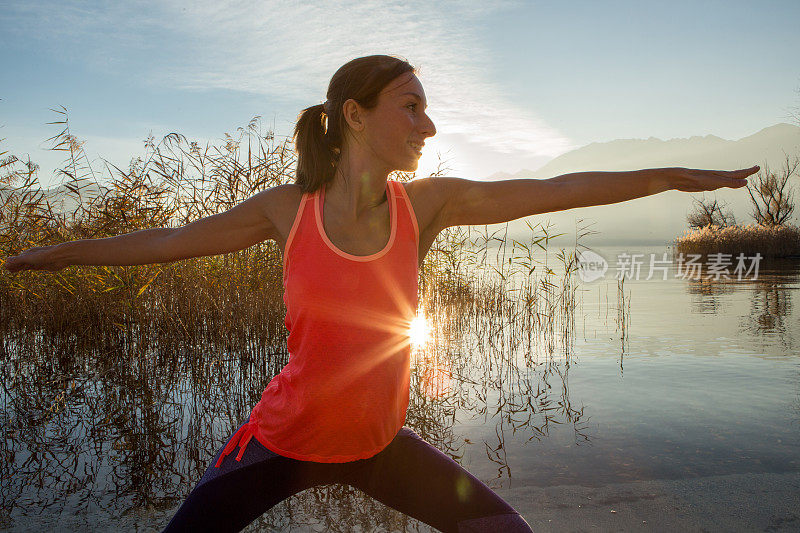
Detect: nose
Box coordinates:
(420, 112, 436, 138)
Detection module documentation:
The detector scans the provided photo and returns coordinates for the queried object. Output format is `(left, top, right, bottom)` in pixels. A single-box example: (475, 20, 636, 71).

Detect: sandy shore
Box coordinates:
(6, 471, 798, 531)
(500, 471, 800, 532)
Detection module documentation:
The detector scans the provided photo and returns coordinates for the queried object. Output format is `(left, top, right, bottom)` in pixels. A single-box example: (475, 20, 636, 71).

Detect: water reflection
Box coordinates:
(745, 273, 795, 340)
(410, 273, 590, 484)
(2, 274, 585, 531)
(682, 260, 800, 349)
(684, 277, 736, 314)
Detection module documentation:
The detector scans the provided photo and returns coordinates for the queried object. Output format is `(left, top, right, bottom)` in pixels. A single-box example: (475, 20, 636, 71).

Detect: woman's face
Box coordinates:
(359, 72, 437, 172)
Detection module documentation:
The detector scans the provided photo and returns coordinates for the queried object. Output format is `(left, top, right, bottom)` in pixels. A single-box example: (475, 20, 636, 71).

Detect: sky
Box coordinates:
(1, 0, 799, 189)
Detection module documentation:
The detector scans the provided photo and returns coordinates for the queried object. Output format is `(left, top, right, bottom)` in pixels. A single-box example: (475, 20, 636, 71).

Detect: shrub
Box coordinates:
(686, 197, 736, 229)
(746, 155, 799, 226)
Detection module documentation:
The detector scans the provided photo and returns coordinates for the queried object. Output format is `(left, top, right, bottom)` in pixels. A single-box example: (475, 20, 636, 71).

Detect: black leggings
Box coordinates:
(163, 423, 532, 532)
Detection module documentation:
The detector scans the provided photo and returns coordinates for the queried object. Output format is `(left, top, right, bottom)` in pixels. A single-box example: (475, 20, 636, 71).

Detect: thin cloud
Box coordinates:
(156, 0, 573, 158)
(3, 0, 573, 159)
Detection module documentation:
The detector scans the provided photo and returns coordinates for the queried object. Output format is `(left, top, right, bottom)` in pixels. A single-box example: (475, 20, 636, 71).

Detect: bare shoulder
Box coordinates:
(401, 176, 470, 201)
(260, 182, 303, 207)
(261, 182, 304, 199)
(254, 183, 305, 248)
(401, 177, 465, 233)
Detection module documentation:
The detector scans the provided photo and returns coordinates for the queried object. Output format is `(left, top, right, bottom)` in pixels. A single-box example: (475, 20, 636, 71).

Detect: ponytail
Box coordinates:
(293, 103, 337, 193)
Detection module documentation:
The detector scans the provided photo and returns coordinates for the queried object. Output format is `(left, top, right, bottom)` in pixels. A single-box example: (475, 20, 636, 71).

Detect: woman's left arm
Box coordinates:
(429, 166, 760, 228)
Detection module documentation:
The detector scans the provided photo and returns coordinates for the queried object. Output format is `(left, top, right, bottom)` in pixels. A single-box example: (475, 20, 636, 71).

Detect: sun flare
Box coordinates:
(409, 313, 430, 349)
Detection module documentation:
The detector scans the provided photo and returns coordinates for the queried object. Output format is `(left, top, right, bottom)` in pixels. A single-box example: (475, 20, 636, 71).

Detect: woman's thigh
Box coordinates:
(162, 423, 337, 533)
(344, 427, 532, 533)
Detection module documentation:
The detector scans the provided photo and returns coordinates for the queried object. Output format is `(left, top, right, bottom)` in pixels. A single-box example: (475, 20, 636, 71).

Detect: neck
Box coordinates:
(326, 146, 391, 217)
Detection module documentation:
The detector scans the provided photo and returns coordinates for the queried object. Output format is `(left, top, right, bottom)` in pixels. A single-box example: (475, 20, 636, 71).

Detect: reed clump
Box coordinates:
(1, 113, 295, 356)
(674, 223, 800, 259)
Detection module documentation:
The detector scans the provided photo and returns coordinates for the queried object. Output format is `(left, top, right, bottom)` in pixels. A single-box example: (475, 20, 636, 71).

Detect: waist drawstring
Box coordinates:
(214, 420, 256, 468)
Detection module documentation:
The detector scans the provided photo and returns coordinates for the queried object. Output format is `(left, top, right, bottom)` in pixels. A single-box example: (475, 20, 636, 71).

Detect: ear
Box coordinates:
(341, 98, 366, 133)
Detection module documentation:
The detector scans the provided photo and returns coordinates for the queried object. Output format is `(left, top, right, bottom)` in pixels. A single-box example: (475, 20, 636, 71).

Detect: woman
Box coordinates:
(4, 55, 758, 532)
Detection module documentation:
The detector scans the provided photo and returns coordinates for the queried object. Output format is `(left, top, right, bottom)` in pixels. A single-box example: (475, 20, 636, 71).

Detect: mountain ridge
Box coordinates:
(485, 122, 800, 245)
(487, 123, 799, 181)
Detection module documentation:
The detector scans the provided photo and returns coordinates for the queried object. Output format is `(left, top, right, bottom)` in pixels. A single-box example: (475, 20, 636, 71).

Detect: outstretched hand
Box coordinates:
(3, 245, 67, 273)
(672, 165, 759, 192)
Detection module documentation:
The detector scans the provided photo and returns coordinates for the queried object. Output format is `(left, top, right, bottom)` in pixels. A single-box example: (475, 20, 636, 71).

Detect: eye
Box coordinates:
(406, 103, 417, 112)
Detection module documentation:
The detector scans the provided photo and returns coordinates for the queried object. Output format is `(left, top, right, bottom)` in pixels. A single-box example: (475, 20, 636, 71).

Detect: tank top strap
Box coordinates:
(282, 191, 313, 278)
(389, 180, 420, 249)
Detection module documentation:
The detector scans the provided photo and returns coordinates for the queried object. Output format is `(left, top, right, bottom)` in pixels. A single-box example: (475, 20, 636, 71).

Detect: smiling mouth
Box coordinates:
(408, 142, 423, 156)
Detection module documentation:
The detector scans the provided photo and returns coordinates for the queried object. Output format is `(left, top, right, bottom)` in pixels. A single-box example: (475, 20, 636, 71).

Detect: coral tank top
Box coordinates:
(215, 179, 420, 466)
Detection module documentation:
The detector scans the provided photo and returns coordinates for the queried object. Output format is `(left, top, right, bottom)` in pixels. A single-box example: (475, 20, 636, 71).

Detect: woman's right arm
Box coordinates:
(3, 185, 291, 272)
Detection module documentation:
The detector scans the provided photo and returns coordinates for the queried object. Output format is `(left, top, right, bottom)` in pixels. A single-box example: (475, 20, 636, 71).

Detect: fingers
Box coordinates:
(3, 256, 35, 272)
(707, 166, 757, 189)
(4, 256, 67, 272)
(714, 166, 758, 178)
(4, 248, 43, 272)
(3, 258, 24, 272)
(727, 165, 758, 187)
(714, 174, 748, 189)
(682, 171, 748, 192)
(734, 165, 759, 177)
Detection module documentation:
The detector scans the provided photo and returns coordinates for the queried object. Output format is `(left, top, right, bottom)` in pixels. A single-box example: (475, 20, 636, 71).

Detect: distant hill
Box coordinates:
(530, 123, 800, 178)
(1, 182, 108, 217)
(486, 168, 539, 181)
(491, 123, 800, 246)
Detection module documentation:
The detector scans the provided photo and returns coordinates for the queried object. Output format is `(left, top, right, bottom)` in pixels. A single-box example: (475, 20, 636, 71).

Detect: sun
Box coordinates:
(409, 312, 430, 349)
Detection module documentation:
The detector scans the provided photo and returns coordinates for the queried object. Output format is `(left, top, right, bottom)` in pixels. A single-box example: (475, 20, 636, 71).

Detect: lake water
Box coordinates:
(459, 245, 799, 484)
(2, 244, 799, 531)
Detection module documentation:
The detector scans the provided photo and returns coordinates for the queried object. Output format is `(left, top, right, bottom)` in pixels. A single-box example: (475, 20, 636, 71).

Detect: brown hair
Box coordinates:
(292, 55, 415, 193)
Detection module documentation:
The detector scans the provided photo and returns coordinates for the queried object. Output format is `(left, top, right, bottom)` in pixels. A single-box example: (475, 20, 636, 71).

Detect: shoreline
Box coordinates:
(5, 471, 798, 531)
(502, 470, 800, 532)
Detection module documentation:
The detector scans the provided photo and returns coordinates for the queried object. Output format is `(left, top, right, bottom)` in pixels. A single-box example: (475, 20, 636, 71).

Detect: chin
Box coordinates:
(398, 159, 420, 173)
